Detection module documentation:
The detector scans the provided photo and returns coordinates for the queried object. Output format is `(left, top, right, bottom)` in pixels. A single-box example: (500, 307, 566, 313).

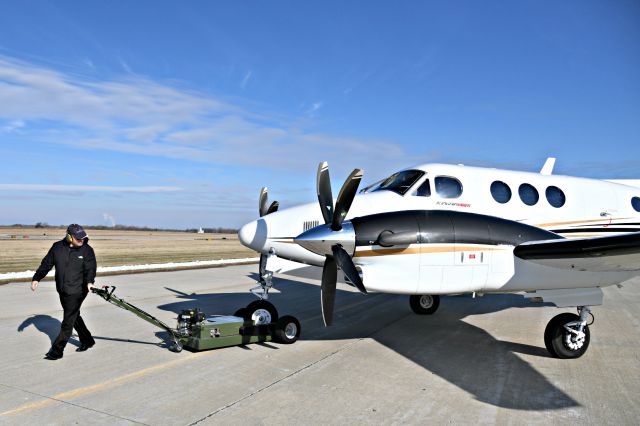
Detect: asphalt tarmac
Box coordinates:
(1, 265, 639, 425)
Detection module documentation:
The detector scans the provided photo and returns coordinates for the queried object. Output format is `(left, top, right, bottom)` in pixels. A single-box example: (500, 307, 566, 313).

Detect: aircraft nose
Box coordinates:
(238, 219, 268, 252)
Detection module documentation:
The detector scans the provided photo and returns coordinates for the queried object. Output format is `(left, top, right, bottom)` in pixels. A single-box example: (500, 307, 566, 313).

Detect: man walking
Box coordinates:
(31, 224, 97, 360)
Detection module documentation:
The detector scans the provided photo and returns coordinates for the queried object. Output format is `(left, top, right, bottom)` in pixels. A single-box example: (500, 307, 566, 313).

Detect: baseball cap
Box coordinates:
(67, 224, 88, 240)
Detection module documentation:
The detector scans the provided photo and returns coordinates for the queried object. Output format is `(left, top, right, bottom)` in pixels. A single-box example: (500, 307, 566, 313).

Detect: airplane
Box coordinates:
(237, 158, 640, 359)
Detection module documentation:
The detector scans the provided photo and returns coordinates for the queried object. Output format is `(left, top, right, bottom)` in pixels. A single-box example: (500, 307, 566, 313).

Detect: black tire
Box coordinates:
(233, 308, 247, 318)
(410, 294, 440, 315)
(544, 313, 590, 359)
(274, 315, 301, 344)
(245, 300, 279, 325)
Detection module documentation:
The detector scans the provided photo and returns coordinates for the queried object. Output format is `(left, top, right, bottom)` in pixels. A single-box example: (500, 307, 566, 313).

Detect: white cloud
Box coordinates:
(0, 55, 411, 175)
(0, 184, 182, 193)
(82, 58, 95, 69)
(306, 101, 323, 116)
(241, 70, 252, 89)
(1, 119, 25, 132)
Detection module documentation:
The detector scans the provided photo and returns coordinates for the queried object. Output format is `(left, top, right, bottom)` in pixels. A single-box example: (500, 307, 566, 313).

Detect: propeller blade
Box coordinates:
(266, 201, 279, 215)
(259, 187, 279, 217)
(317, 161, 334, 225)
(332, 245, 367, 294)
(259, 253, 267, 277)
(378, 230, 419, 247)
(331, 169, 363, 231)
(321, 256, 337, 326)
(259, 187, 268, 217)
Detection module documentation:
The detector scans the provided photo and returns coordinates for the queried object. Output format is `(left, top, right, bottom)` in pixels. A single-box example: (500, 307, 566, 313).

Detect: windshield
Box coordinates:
(367, 170, 425, 195)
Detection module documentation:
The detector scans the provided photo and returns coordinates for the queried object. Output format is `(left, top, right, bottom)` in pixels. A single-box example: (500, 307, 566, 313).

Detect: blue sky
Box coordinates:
(0, 1, 639, 229)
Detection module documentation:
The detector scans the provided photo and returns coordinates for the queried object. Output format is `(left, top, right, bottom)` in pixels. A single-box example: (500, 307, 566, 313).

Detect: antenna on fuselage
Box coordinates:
(540, 157, 556, 175)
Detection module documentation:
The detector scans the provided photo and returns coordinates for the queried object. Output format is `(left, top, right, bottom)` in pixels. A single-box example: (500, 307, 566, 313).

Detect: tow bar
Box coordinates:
(91, 286, 301, 352)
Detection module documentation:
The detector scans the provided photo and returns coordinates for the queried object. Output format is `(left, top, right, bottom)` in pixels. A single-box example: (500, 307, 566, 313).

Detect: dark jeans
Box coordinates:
(49, 292, 94, 356)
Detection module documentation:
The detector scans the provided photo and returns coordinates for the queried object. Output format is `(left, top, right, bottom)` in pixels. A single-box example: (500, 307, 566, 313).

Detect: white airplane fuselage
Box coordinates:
(239, 163, 640, 295)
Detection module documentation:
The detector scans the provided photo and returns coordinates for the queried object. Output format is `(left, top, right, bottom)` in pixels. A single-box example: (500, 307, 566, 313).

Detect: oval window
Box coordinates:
(490, 181, 511, 204)
(632, 197, 640, 212)
(519, 183, 539, 206)
(435, 176, 462, 199)
(545, 186, 566, 208)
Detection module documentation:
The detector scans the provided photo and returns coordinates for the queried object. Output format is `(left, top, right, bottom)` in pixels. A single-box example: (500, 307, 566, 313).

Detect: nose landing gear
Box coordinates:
(235, 299, 279, 325)
(409, 294, 440, 315)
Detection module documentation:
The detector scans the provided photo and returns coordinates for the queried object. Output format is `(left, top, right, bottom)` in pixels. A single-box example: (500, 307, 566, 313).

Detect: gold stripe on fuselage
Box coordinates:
(535, 217, 632, 228)
(354, 244, 502, 258)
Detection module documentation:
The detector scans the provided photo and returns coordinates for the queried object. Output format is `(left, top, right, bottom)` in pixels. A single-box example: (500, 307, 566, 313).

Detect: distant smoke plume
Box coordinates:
(103, 213, 116, 227)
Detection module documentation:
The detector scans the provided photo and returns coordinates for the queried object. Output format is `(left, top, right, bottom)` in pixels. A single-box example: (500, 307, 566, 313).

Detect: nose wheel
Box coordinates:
(236, 299, 279, 325)
(410, 294, 440, 315)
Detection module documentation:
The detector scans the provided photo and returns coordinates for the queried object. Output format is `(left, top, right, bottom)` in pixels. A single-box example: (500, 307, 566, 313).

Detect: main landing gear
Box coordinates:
(408, 294, 595, 359)
(544, 306, 593, 359)
(409, 295, 440, 315)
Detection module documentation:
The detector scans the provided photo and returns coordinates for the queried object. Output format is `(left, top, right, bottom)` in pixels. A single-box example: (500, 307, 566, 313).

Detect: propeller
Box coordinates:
(297, 162, 365, 326)
(259, 187, 279, 217)
(316, 162, 362, 231)
(258, 187, 279, 278)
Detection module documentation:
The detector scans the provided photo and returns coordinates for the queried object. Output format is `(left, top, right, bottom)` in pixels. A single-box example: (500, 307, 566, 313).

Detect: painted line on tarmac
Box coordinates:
(0, 351, 210, 417)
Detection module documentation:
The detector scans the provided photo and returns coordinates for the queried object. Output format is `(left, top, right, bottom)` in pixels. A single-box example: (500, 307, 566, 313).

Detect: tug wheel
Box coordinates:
(274, 315, 301, 344)
(410, 294, 440, 315)
(544, 313, 590, 359)
(245, 300, 278, 325)
(169, 341, 183, 353)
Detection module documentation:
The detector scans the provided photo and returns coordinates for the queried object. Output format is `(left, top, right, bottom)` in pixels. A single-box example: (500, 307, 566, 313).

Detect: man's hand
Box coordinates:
(31, 281, 39, 292)
(87, 282, 96, 291)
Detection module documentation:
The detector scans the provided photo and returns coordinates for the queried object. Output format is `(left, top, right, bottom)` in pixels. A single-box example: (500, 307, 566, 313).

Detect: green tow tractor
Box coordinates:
(91, 286, 300, 352)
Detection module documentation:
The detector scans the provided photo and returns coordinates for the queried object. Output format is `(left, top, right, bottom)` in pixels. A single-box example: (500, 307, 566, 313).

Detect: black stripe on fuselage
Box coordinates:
(514, 232, 640, 260)
(352, 210, 562, 248)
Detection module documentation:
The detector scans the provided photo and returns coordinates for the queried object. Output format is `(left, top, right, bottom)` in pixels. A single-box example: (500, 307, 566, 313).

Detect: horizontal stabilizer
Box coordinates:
(514, 232, 640, 272)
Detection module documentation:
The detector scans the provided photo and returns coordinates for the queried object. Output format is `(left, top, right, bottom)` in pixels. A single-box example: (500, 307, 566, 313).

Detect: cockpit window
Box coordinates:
(370, 170, 425, 195)
(435, 176, 463, 198)
(359, 178, 385, 193)
(414, 179, 431, 197)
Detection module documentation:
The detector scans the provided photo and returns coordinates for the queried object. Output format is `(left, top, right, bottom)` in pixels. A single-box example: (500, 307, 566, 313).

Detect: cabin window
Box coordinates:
(435, 176, 462, 199)
(545, 186, 566, 208)
(632, 197, 640, 212)
(371, 170, 425, 195)
(490, 181, 511, 204)
(518, 183, 539, 206)
(414, 179, 431, 197)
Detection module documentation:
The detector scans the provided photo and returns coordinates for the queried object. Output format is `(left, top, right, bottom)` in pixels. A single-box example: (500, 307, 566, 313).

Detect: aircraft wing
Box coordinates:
(513, 232, 640, 272)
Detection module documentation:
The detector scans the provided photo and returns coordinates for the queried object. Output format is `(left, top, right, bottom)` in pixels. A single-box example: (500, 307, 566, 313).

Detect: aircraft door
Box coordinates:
(450, 214, 490, 292)
(586, 180, 621, 221)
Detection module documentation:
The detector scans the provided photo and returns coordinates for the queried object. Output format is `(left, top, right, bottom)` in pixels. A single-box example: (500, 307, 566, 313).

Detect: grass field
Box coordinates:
(0, 227, 256, 275)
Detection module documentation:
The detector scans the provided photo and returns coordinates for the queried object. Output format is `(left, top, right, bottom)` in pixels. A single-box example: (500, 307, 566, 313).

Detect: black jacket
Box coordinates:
(32, 239, 97, 295)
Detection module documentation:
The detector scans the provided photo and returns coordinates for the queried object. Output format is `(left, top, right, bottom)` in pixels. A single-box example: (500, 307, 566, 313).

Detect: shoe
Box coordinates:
(45, 351, 62, 360)
(76, 342, 95, 352)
